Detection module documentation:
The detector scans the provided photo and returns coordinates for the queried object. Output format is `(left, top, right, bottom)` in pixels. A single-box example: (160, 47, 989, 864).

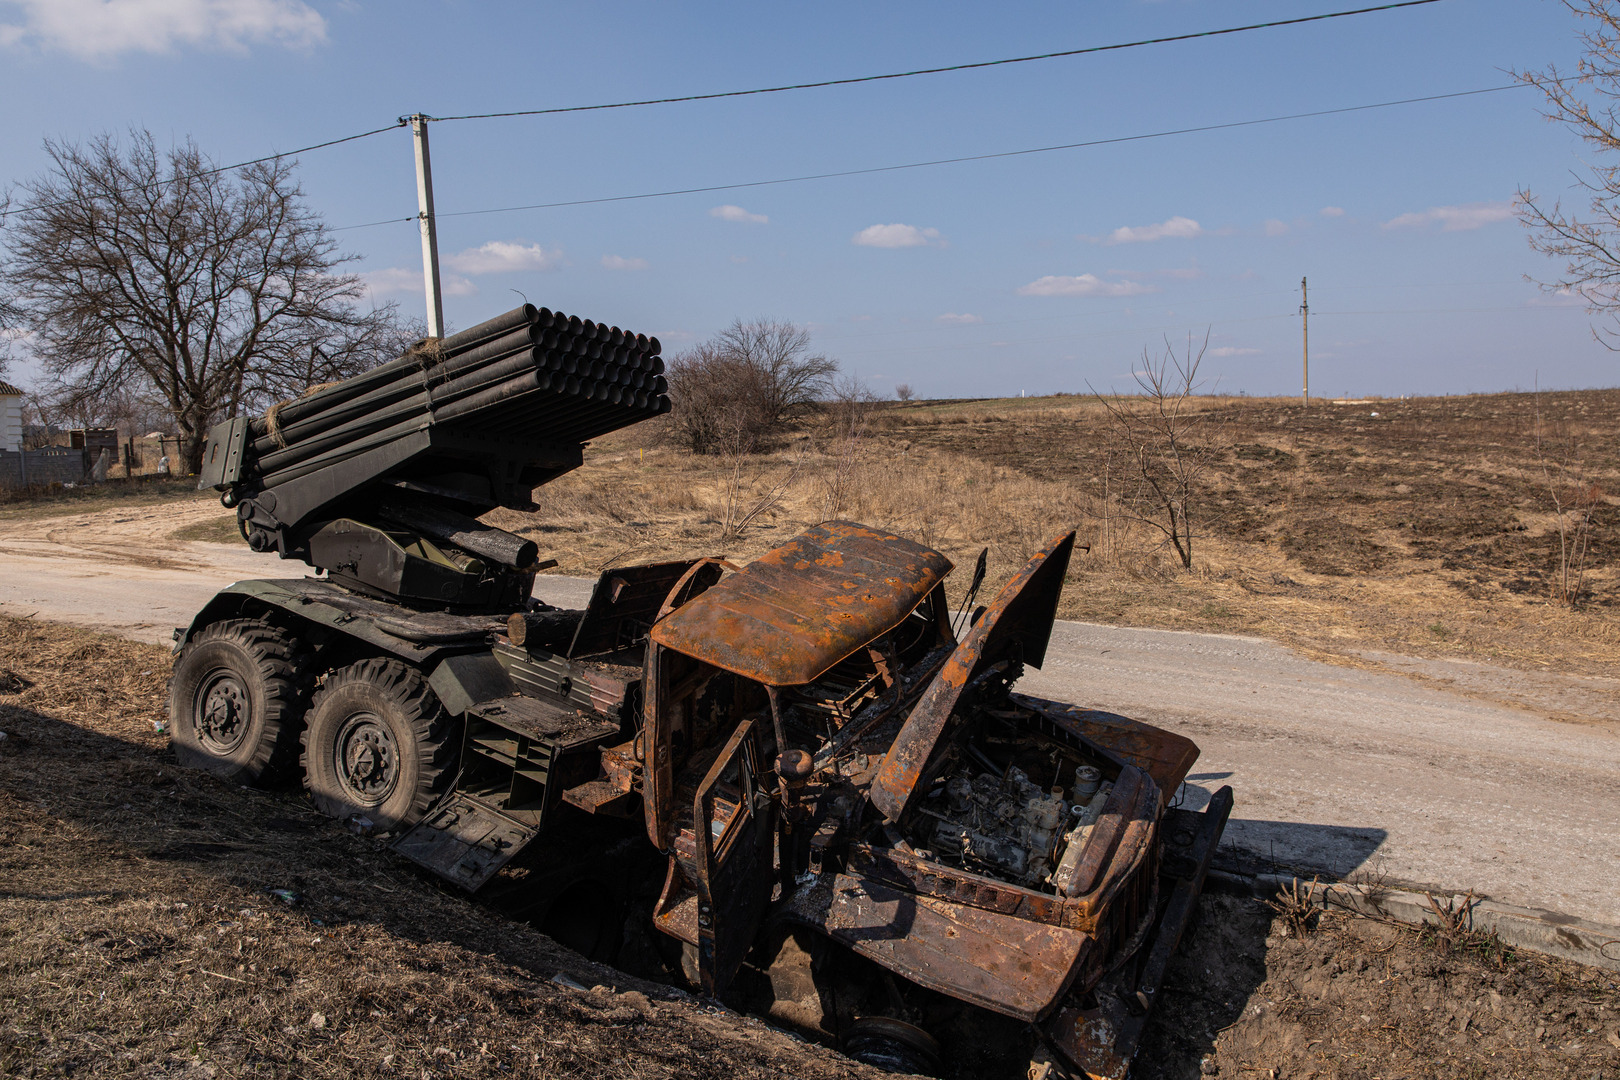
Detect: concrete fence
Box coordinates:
(0, 447, 91, 489)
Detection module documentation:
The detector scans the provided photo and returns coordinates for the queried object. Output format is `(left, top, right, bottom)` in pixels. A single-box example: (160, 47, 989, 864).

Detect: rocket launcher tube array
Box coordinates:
(242, 303, 668, 492)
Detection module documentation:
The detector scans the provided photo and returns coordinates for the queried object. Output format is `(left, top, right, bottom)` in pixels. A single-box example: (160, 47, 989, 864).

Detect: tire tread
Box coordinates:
(300, 657, 456, 828)
(169, 618, 313, 784)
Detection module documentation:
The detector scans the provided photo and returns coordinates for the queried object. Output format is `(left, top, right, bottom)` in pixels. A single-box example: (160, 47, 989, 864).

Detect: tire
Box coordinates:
(169, 618, 312, 785)
(300, 658, 457, 832)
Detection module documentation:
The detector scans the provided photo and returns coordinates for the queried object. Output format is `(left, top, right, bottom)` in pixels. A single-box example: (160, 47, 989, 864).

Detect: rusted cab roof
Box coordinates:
(648, 521, 952, 686)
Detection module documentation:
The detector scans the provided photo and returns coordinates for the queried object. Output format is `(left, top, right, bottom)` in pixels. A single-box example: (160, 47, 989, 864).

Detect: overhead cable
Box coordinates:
(0, 2, 1449, 223)
(0, 121, 406, 222)
(402, 85, 1524, 227)
(432, 0, 1449, 122)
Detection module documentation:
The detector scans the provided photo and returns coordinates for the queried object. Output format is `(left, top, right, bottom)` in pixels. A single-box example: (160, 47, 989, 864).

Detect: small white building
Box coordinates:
(0, 381, 23, 452)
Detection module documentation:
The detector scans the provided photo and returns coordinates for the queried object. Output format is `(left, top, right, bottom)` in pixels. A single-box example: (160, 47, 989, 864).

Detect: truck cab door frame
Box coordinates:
(691, 716, 776, 995)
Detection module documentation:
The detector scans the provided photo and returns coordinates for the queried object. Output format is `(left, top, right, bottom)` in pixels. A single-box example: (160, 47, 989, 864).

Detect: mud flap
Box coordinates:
(391, 794, 540, 892)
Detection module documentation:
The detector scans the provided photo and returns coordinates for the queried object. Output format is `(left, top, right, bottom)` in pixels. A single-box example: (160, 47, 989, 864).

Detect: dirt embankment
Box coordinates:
(2, 617, 1617, 1079)
(0, 616, 869, 1080)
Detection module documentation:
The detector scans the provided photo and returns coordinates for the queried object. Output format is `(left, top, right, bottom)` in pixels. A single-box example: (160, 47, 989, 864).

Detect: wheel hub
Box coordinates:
(335, 712, 398, 806)
(196, 671, 250, 754)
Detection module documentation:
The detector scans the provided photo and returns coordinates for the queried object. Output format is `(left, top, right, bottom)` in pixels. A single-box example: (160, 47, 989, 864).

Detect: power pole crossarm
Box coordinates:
(409, 114, 445, 340)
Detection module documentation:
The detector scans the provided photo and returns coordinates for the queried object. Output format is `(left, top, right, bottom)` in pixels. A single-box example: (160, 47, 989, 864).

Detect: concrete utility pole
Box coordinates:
(409, 114, 445, 339)
(1300, 276, 1310, 405)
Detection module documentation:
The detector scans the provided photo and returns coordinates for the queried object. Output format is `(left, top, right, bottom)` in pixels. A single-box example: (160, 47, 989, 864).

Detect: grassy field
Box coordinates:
(485, 388, 1619, 677)
(10, 389, 1615, 677)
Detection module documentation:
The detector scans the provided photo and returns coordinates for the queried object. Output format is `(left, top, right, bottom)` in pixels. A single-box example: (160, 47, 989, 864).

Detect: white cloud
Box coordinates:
(1381, 201, 1515, 232)
(1527, 288, 1584, 308)
(1263, 219, 1289, 237)
(1017, 274, 1156, 298)
(710, 204, 768, 224)
(936, 313, 982, 325)
(852, 223, 941, 249)
(1208, 346, 1260, 358)
(0, 0, 325, 58)
(729, 254, 749, 264)
(444, 241, 563, 275)
(1100, 216, 1203, 245)
(363, 267, 475, 298)
(600, 255, 648, 271)
(1320, 206, 1346, 218)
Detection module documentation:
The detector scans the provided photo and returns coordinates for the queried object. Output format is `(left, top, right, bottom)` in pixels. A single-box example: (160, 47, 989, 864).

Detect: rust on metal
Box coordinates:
(870, 530, 1076, 822)
(648, 521, 952, 687)
(787, 872, 1093, 1022)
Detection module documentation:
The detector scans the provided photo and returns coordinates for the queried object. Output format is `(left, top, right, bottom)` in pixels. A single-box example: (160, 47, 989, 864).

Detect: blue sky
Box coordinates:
(2, 0, 1615, 399)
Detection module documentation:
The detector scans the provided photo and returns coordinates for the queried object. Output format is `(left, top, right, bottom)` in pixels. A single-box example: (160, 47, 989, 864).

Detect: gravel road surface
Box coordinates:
(3, 502, 1615, 926)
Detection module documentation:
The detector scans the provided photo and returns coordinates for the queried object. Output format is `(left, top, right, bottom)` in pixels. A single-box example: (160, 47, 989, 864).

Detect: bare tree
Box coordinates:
(1090, 333, 1220, 571)
(895, 383, 914, 402)
(0, 194, 17, 382)
(664, 318, 837, 454)
(1533, 393, 1603, 606)
(1, 130, 406, 473)
(714, 318, 837, 423)
(665, 342, 764, 455)
(1516, 1, 1620, 345)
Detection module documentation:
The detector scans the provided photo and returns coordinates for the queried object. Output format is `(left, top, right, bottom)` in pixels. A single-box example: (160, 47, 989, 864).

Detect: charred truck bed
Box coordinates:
(172, 303, 1231, 1080)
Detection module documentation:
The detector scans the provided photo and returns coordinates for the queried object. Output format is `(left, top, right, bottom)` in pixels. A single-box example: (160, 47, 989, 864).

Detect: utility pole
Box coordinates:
(1300, 276, 1309, 405)
(408, 114, 445, 339)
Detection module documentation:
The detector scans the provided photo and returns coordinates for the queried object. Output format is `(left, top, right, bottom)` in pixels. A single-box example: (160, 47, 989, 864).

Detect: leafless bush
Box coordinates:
(819, 375, 880, 520)
(663, 319, 836, 454)
(1534, 395, 1602, 606)
(719, 450, 805, 543)
(1090, 332, 1224, 571)
(895, 383, 914, 402)
(1267, 876, 1324, 937)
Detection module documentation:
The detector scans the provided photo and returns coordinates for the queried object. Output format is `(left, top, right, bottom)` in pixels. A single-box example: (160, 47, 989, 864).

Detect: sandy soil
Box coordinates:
(2, 500, 1616, 931)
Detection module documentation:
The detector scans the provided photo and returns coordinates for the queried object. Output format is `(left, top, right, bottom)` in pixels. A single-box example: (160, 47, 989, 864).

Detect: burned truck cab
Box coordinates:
(629, 522, 1227, 1078)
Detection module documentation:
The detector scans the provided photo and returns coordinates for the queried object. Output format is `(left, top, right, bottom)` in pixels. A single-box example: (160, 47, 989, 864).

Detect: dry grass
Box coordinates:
(0, 615, 870, 1080)
(492, 389, 1620, 677)
(9, 389, 1613, 678)
(1142, 892, 1620, 1080)
(3, 605, 1616, 1079)
(0, 476, 202, 522)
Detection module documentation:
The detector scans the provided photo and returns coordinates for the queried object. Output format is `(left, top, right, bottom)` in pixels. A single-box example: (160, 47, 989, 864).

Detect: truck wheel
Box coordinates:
(843, 1016, 942, 1075)
(170, 619, 311, 785)
(301, 658, 457, 832)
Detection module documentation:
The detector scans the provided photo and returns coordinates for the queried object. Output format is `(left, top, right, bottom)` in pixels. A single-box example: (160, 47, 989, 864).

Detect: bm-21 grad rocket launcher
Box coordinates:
(175, 303, 1232, 1080)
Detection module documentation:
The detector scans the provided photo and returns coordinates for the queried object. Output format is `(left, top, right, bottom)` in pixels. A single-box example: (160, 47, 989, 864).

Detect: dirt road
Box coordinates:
(3, 500, 1616, 928)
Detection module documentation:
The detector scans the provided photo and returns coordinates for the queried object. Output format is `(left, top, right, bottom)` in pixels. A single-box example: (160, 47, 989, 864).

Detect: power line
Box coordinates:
(0, 1, 1451, 225)
(400, 84, 1523, 227)
(0, 121, 406, 222)
(432, 0, 1449, 122)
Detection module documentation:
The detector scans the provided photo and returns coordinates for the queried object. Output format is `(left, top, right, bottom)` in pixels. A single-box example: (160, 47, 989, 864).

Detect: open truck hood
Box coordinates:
(870, 530, 1076, 823)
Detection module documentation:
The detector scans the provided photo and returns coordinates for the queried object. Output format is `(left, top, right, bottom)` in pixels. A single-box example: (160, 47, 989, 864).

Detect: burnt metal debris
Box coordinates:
(171, 304, 1232, 1080)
